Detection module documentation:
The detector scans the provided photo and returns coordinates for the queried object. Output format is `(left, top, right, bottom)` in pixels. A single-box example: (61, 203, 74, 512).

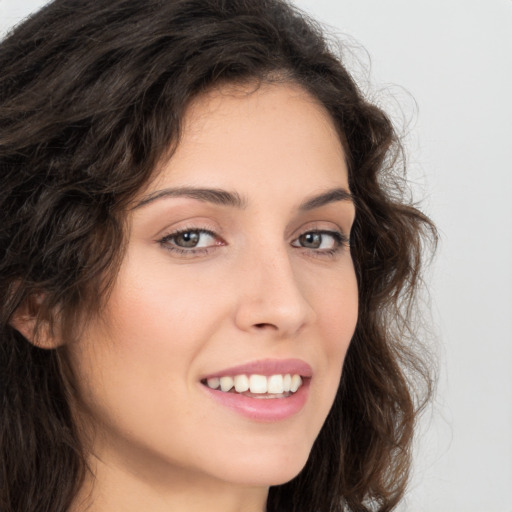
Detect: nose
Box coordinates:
(233, 245, 316, 338)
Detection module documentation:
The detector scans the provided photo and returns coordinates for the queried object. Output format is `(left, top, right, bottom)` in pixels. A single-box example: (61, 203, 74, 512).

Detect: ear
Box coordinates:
(9, 293, 64, 349)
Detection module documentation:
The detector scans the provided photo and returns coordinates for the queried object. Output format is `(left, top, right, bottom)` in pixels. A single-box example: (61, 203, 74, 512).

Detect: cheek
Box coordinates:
(108, 254, 224, 349)
(311, 265, 358, 382)
(83, 257, 238, 416)
(68, 260, 221, 412)
(314, 261, 358, 338)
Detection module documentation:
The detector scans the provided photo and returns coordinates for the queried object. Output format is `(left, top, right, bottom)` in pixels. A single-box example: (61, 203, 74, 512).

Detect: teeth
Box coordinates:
(234, 374, 249, 392)
(267, 374, 284, 394)
(205, 373, 304, 395)
(249, 374, 267, 393)
(290, 374, 302, 393)
(206, 377, 220, 389)
(219, 376, 234, 392)
(283, 374, 292, 392)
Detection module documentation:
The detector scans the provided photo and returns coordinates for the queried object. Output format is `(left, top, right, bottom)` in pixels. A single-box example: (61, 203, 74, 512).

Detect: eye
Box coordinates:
(291, 230, 349, 253)
(170, 230, 215, 248)
(158, 228, 223, 255)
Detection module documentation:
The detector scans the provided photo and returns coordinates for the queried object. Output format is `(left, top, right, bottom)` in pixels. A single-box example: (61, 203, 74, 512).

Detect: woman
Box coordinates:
(0, 1, 436, 511)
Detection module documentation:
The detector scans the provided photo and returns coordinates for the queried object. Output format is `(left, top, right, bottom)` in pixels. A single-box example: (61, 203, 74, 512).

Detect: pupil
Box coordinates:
(177, 231, 199, 247)
(301, 232, 321, 248)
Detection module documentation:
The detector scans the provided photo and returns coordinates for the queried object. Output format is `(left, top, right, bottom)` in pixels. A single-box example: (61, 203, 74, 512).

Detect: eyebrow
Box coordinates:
(133, 186, 353, 210)
(298, 187, 353, 211)
(133, 187, 247, 209)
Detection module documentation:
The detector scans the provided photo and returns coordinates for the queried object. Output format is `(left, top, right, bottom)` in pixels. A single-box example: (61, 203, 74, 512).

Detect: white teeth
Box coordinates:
(234, 374, 249, 392)
(249, 374, 267, 393)
(267, 374, 284, 394)
(205, 373, 304, 395)
(206, 377, 220, 389)
(219, 376, 234, 392)
(283, 374, 292, 392)
(290, 375, 302, 393)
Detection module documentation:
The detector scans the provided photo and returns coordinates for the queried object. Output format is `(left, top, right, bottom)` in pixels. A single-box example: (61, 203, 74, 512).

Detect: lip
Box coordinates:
(201, 358, 313, 380)
(200, 358, 312, 422)
(201, 378, 310, 422)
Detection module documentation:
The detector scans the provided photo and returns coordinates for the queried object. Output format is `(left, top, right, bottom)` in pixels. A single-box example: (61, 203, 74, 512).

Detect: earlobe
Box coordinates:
(9, 295, 64, 349)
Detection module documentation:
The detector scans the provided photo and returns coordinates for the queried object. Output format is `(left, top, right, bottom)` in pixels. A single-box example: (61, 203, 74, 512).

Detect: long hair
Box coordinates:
(0, 1, 436, 511)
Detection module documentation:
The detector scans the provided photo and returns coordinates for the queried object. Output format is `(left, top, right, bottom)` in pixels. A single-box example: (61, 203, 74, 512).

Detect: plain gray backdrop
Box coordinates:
(2, 1, 511, 511)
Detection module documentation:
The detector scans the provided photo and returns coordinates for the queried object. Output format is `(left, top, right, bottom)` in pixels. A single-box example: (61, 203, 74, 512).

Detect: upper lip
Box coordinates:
(202, 358, 313, 380)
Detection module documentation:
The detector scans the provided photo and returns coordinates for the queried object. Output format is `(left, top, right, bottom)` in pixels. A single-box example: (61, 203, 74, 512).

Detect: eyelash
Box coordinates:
(158, 226, 221, 257)
(293, 230, 350, 258)
(157, 226, 350, 258)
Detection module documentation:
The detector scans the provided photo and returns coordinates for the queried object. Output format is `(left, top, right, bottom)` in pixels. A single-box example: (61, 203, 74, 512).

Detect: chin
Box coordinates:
(211, 442, 313, 487)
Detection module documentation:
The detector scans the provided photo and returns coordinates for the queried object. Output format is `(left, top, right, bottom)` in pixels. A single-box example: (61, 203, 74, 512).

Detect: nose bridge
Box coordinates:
(233, 235, 315, 335)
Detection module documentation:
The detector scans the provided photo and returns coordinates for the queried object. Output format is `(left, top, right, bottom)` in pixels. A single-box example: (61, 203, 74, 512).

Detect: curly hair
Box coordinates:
(0, 1, 436, 511)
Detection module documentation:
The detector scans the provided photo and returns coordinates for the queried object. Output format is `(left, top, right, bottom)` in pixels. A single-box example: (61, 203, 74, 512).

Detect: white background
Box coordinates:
(1, 1, 511, 511)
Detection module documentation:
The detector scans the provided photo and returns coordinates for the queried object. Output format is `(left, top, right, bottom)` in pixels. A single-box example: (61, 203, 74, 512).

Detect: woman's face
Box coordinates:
(67, 83, 358, 492)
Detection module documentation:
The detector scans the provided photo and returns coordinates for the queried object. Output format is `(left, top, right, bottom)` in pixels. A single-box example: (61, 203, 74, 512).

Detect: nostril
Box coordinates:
(254, 323, 277, 330)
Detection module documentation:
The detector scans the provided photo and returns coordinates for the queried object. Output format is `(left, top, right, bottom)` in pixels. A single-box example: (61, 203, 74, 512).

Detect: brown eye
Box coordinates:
(159, 229, 220, 253)
(291, 230, 348, 252)
(174, 231, 201, 247)
(299, 232, 322, 248)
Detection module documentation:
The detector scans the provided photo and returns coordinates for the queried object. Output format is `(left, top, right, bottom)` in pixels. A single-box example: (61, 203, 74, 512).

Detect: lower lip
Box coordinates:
(201, 380, 310, 422)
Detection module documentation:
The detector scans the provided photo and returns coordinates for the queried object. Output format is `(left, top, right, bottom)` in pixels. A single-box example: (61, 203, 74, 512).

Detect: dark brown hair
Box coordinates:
(0, 1, 436, 511)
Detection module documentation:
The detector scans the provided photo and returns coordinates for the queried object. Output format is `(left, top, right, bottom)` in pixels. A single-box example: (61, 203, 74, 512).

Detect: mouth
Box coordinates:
(199, 359, 312, 421)
(201, 373, 305, 399)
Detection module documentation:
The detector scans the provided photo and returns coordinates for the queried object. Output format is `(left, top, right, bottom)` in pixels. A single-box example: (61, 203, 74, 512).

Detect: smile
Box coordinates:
(200, 359, 312, 421)
(203, 373, 304, 398)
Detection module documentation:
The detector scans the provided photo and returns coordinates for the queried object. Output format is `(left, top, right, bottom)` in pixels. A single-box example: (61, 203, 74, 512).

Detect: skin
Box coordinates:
(65, 82, 358, 512)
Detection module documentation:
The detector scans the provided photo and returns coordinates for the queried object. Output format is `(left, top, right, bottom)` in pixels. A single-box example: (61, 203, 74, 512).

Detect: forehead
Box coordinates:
(146, 82, 349, 199)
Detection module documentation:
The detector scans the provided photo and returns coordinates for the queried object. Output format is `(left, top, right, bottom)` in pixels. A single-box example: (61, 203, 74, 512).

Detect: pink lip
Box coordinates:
(201, 358, 313, 380)
(200, 358, 312, 422)
(201, 379, 310, 422)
